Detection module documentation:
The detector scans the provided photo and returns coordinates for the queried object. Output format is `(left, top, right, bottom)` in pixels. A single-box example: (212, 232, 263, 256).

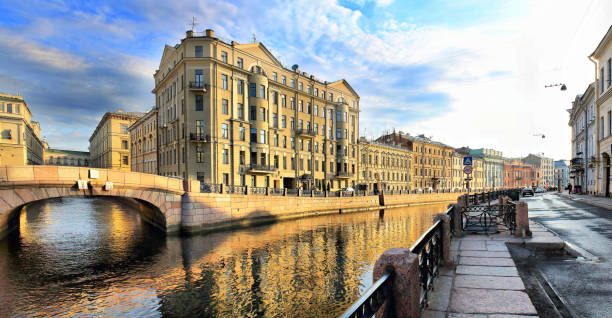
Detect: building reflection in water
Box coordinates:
(0, 197, 448, 317)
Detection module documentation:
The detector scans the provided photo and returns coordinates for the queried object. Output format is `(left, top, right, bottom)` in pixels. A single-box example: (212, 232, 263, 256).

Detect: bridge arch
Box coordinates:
(0, 165, 185, 238)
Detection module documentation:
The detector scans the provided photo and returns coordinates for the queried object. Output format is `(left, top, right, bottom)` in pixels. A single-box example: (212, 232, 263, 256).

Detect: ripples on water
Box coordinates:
(0, 197, 449, 317)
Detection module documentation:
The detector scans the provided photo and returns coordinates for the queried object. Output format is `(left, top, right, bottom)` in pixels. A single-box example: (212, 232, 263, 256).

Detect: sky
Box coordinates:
(0, 0, 611, 160)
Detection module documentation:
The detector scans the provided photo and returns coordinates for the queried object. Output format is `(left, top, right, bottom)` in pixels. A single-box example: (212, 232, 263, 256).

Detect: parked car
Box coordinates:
(522, 187, 534, 196)
(341, 187, 355, 193)
(535, 187, 545, 193)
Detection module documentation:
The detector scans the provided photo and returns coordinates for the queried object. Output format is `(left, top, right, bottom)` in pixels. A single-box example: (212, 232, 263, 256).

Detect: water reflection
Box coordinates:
(0, 197, 448, 317)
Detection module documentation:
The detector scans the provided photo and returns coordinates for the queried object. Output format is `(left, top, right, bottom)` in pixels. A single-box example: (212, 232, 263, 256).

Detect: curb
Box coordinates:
(530, 220, 600, 262)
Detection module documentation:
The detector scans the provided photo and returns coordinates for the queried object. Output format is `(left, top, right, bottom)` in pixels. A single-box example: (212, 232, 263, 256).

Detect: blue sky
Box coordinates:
(0, 0, 610, 159)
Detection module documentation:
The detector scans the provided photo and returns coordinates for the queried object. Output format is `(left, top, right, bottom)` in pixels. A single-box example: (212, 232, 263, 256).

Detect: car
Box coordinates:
(522, 187, 534, 196)
(341, 187, 355, 192)
(535, 187, 545, 193)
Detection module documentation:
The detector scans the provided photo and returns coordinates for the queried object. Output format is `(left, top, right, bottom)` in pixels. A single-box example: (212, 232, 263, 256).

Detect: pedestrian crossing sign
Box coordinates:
(463, 156, 472, 166)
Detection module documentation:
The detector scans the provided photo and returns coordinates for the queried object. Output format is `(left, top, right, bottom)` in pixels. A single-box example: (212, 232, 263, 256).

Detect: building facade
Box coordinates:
(554, 160, 570, 189)
(522, 154, 554, 188)
(89, 110, 144, 171)
(44, 148, 89, 166)
(376, 132, 454, 190)
(503, 160, 537, 188)
(129, 108, 157, 174)
(153, 29, 360, 190)
(470, 148, 504, 190)
(357, 138, 412, 192)
(451, 152, 464, 190)
(569, 83, 597, 193)
(592, 25, 612, 196)
(0, 92, 44, 165)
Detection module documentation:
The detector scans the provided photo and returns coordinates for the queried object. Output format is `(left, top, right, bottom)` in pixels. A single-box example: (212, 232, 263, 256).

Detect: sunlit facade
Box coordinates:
(357, 137, 412, 192)
(89, 110, 144, 170)
(0, 92, 44, 165)
(128, 108, 157, 174)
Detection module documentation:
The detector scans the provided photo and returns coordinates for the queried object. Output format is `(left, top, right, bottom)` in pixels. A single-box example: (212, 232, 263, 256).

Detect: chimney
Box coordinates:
(186, 30, 193, 38)
(205, 29, 214, 37)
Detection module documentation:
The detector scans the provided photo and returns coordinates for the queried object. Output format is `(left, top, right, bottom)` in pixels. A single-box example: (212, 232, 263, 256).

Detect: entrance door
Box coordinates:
(606, 167, 610, 197)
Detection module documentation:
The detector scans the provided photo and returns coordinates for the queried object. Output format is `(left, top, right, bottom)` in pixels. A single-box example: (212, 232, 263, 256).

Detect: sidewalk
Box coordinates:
(423, 221, 559, 318)
(558, 192, 612, 210)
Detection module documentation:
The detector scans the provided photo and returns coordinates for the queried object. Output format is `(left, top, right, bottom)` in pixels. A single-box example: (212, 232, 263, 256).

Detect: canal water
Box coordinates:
(0, 197, 449, 317)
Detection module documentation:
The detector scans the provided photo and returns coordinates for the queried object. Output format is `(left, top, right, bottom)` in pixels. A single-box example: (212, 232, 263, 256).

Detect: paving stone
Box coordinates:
(524, 236, 565, 250)
(461, 235, 492, 240)
(454, 275, 525, 290)
(459, 250, 511, 258)
(460, 240, 486, 250)
(487, 244, 508, 251)
(428, 276, 453, 311)
(423, 310, 446, 318)
(489, 315, 540, 318)
(459, 257, 515, 267)
(451, 240, 460, 251)
(440, 265, 455, 277)
(449, 288, 537, 314)
(456, 265, 518, 277)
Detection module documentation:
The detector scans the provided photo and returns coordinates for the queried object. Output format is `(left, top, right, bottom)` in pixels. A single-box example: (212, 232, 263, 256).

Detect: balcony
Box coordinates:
(570, 157, 584, 167)
(189, 81, 208, 92)
(243, 164, 277, 174)
(336, 171, 354, 179)
(296, 128, 317, 138)
(190, 133, 210, 142)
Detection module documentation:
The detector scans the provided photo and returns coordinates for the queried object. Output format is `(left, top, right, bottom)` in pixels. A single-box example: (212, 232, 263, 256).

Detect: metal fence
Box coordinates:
(339, 271, 393, 318)
(200, 183, 222, 193)
(269, 188, 284, 196)
(410, 220, 443, 310)
(250, 187, 267, 195)
(226, 185, 246, 194)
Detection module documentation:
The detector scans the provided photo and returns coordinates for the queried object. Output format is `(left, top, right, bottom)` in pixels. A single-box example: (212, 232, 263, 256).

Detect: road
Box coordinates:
(522, 192, 612, 318)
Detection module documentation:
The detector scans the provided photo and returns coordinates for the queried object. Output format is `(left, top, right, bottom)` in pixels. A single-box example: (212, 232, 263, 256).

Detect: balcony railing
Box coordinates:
(336, 171, 355, 179)
(244, 164, 277, 174)
(296, 128, 317, 137)
(189, 81, 208, 91)
(190, 133, 210, 142)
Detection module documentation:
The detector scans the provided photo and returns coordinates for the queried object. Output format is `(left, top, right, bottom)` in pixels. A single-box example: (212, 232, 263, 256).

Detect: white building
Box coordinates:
(569, 83, 596, 194)
(554, 160, 570, 189)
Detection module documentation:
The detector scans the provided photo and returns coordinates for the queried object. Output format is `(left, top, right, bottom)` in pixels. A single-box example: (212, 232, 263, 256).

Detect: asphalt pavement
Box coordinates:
(521, 192, 612, 318)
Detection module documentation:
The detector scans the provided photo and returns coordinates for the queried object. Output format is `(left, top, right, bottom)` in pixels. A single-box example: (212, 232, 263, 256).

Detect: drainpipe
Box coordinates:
(589, 55, 599, 194)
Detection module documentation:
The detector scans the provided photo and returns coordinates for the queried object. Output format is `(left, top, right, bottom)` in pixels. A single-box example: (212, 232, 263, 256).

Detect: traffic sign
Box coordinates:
(463, 156, 472, 166)
(463, 166, 473, 174)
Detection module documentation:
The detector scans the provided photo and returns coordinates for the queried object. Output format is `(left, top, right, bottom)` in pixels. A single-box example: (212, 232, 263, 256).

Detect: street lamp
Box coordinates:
(545, 83, 567, 91)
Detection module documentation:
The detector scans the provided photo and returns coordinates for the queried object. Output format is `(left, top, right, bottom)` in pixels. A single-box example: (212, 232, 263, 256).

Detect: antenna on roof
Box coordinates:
(252, 33, 257, 43)
(187, 16, 198, 31)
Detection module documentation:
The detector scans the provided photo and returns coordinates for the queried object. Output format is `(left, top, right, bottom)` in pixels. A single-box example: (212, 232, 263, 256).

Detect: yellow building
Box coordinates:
(376, 132, 454, 190)
(451, 152, 464, 190)
(153, 29, 360, 190)
(357, 138, 412, 192)
(472, 156, 485, 191)
(0, 92, 44, 165)
(128, 108, 157, 174)
(89, 110, 144, 171)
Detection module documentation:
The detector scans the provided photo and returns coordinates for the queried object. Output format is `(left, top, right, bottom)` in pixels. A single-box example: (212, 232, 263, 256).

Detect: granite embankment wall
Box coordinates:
(180, 191, 462, 233)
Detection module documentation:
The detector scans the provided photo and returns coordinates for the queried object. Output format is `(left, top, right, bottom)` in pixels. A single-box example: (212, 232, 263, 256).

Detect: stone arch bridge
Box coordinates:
(0, 165, 185, 238)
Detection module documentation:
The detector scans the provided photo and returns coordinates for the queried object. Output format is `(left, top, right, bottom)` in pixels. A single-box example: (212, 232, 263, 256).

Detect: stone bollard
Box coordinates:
(220, 183, 226, 194)
(244, 185, 249, 195)
(452, 201, 464, 237)
(325, 190, 328, 197)
(434, 212, 452, 266)
(514, 201, 531, 237)
(373, 248, 420, 318)
(283, 188, 287, 196)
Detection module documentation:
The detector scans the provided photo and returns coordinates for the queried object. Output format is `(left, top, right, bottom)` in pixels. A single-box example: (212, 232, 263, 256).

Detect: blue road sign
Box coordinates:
(463, 156, 473, 166)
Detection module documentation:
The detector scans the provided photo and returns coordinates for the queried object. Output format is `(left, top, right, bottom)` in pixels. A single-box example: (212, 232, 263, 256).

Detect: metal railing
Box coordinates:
(296, 128, 317, 137)
(189, 81, 208, 90)
(226, 185, 246, 194)
(250, 187, 267, 195)
(200, 183, 222, 193)
(339, 271, 393, 318)
(248, 164, 277, 172)
(461, 202, 516, 234)
(313, 190, 326, 197)
(269, 188, 284, 195)
(410, 220, 443, 310)
(189, 133, 210, 142)
(286, 188, 299, 196)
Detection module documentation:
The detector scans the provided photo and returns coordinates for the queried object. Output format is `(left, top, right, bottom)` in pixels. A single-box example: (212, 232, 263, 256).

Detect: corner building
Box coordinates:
(89, 111, 144, 171)
(153, 29, 360, 189)
(357, 137, 412, 192)
(0, 93, 44, 165)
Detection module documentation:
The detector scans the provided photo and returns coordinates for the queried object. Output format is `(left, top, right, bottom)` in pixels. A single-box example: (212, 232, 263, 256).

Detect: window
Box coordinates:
(299, 100, 303, 112)
(290, 97, 295, 109)
(282, 76, 287, 85)
(222, 99, 228, 114)
(259, 85, 265, 98)
(237, 57, 243, 69)
(307, 86, 312, 94)
(249, 83, 257, 97)
(195, 120, 205, 137)
(299, 139, 303, 150)
(299, 119, 303, 129)
(238, 103, 244, 119)
(291, 79, 296, 88)
(336, 128, 341, 138)
(282, 115, 287, 128)
(314, 123, 318, 134)
(291, 137, 295, 149)
(274, 133, 279, 147)
(273, 72, 277, 81)
(273, 91, 278, 104)
(290, 117, 295, 130)
(196, 145, 204, 163)
(250, 106, 256, 120)
(221, 51, 228, 63)
(315, 142, 319, 153)
(299, 82, 303, 91)
(608, 58, 612, 89)
(121, 125, 128, 134)
(223, 149, 229, 164)
(123, 156, 129, 165)
(237, 80, 244, 94)
(221, 74, 228, 90)
(195, 46, 203, 57)
(260, 130, 266, 144)
(281, 94, 286, 107)
(336, 111, 342, 122)
(601, 68, 605, 93)
(329, 93, 333, 101)
(14, 104, 20, 114)
(250, 128, 257, 142)
(283, 136, 287, 148)
(314, 105, 318, 116)
(122, 140, 128, 149)
(221, 123, 228, 138)
(272, 113, 278, 126)
(283, 156, 287, 169)
(239, 127, 245, 141)
(307, 103, 311, 114)
(195, 95, 203, 111)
